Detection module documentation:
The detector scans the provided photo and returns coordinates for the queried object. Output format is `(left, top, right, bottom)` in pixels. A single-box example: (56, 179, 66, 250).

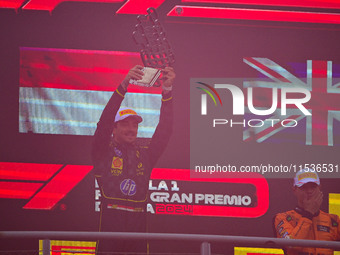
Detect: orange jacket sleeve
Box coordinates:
(274, 211, 313, 240)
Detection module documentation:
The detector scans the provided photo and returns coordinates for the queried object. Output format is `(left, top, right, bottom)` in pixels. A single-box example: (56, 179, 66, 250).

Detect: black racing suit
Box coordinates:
(92, 84, 173, 254)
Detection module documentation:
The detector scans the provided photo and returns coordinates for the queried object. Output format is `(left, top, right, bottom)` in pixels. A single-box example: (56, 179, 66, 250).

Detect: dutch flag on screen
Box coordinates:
(19, 47, 162, 138)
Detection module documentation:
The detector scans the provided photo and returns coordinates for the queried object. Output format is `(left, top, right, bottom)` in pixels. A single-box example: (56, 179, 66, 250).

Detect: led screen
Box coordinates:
(19, 47, 162, 138)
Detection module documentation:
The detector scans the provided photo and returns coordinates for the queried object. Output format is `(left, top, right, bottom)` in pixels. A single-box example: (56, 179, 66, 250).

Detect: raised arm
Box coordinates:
(147, 67, 175, 168)
(92, 65, 144, 172)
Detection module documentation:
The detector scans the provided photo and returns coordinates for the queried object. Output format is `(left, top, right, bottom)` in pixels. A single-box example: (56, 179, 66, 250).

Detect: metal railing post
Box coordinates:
(201, 242, 211, 255)
(42, 239, 50, 255)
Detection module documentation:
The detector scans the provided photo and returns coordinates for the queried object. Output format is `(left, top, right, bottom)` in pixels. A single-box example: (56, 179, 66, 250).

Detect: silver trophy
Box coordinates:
(131, 7, 175, 87)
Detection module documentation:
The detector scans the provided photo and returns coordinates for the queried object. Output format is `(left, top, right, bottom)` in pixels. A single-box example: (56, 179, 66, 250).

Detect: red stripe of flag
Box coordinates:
(311, 61, 328, 146)
(244, 57, 291, 82)
(20, 47, 163, 94)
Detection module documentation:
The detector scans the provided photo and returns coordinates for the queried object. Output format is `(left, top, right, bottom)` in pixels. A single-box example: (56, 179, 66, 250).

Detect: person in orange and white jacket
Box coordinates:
(273, 169, 340, 255)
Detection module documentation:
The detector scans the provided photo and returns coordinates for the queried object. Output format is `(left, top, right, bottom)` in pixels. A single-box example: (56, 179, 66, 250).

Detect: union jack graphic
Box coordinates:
(243, 57, 340, 146)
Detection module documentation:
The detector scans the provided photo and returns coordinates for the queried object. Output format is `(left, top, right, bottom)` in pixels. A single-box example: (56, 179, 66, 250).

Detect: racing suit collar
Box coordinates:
(295, 206, 320, 219)
(112, 138, 137, 150)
